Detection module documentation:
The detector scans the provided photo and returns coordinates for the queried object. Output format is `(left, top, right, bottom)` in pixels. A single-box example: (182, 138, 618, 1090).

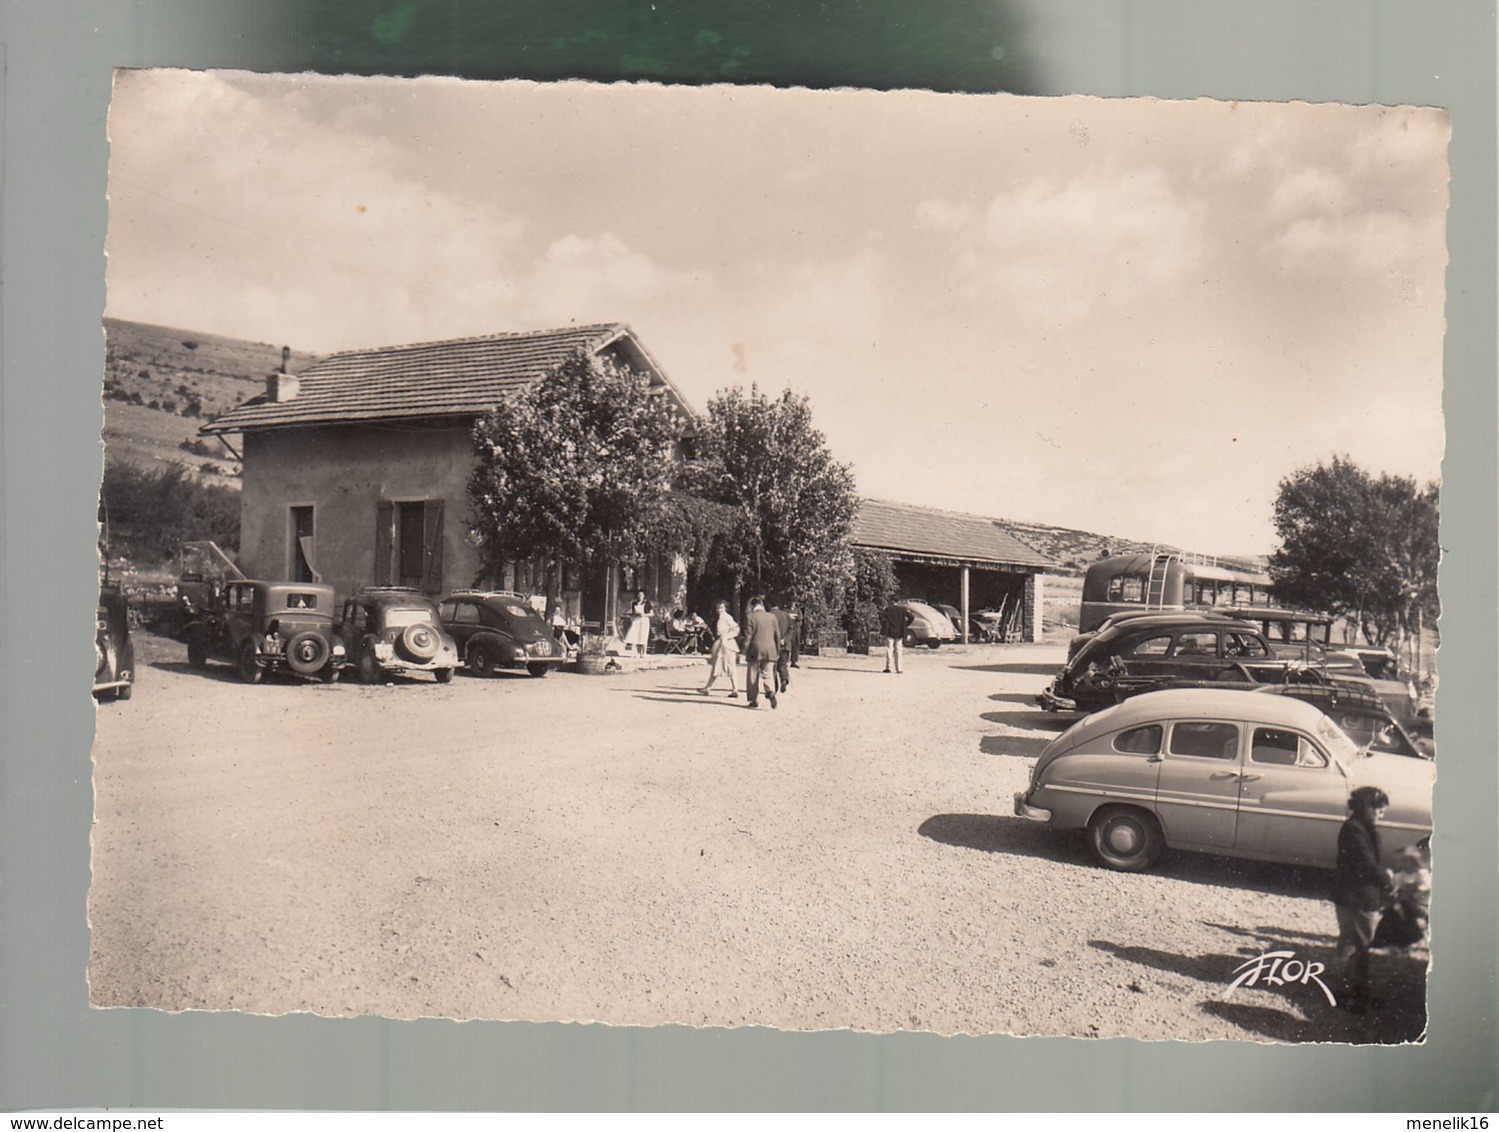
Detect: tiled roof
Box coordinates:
(203, 322, 670, 433)
(852, 499, 1054, 570)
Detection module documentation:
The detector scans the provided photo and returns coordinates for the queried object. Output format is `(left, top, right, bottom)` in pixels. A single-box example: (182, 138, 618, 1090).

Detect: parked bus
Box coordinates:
(1077, 551, 1274, 633)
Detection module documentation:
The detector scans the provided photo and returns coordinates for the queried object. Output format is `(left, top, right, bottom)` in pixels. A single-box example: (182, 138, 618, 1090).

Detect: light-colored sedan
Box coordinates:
(1013, 688, 1433, 872)
(898, 600, 958, 649)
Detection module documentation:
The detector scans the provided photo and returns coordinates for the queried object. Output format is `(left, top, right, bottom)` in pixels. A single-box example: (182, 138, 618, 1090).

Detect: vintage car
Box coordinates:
(93, 582, 135, 701)
(184, 580, 343, 683)
(437, 590, 566, 677)
(1324, 648, 1422, 729)
(1013, 688, 1434, 872)
(898, 600, 958, 649)
(1040, 612, 1291, 713)
(337, 588, 459, 684)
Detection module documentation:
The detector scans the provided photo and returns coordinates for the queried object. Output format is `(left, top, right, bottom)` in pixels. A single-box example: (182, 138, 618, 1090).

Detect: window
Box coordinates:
(1224, 633, 1268, 658)
(1129, 635, 1172, 657)
(285, 592, 319, 610)
(1251, 727, 1327, 768)
(1107, 575, 1145, 603)
(1172, 632, 1218, 657)
(1114, 725, 1163, 754)
(1169, 721, 1239, 760)
(450, 603, 482, 625)
(290, 506, 316, 583)
(375, 499, 445, 591)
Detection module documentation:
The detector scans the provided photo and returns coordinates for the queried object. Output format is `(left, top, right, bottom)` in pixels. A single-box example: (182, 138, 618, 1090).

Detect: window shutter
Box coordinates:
(423, 499, 445, 593)
(375, 502, 393, 586)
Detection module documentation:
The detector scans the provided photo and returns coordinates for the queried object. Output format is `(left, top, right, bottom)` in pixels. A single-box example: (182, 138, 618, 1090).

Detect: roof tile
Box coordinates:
(852, 499, 1053, 569)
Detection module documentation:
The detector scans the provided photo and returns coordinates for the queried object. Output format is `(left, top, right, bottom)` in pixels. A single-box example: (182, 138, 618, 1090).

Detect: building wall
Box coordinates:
(1024, 572, 1044, 643)
(240, 422, 481, 601)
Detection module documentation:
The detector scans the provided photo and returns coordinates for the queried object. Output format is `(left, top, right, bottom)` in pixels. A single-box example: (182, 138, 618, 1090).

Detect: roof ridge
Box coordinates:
(314, 322, 628, 363)
(861, 497, 1013, 525)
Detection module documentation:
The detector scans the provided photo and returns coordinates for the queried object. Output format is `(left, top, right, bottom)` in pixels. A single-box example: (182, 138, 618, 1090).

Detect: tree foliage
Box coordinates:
(99, 460, 241, 564)
(683, 385, 859, 607)
(468, 350, 679, 576)
(1267, 455, 1440, 650)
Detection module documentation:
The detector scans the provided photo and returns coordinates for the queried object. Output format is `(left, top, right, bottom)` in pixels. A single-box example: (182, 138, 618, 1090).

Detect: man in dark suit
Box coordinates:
(878, 601, 916, 674)
(768, 597, 792, 693)
(742, 595, 781, 709)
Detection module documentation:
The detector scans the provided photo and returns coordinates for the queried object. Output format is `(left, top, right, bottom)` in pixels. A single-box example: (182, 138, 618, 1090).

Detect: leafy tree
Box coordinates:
(467, 350, 679, 582)
(99, 460, 241, 563)
(682, 385, 859, 610)
(1267, 456, 1439, 654)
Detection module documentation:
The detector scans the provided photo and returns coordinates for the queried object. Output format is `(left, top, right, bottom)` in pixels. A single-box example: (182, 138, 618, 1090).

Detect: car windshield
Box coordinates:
(1311, 711, 1360, 768)
(385, 607, 435, 628)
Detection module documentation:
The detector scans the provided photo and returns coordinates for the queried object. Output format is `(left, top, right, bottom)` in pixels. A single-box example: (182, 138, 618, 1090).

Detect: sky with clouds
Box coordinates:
(105, 70, 1448, 555)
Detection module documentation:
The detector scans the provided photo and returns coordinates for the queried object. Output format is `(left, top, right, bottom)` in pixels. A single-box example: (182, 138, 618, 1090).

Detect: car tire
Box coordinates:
(358, 646, 382, 685)
(904, 631, 918, 648)
(322, 663, 341, 684)
(469, 645, 495, 678)
(434, 666, 455, 684)
(285, 630, 331, 676)
(237, 640, 263, 684)
(186, 631, 209, 670)
(526, 662, 549, 678)
(1087, 806, 1163, 872)
(927, 640, 941, 650)
(115, 683, 132, 701)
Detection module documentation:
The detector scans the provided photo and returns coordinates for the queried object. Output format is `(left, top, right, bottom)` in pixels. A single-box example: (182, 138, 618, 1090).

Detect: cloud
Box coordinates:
(516, 233, 711, 327)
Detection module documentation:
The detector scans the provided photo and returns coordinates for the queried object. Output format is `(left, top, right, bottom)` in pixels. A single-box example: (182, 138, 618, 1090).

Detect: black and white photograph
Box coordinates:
(89, 69, 1448, 1045)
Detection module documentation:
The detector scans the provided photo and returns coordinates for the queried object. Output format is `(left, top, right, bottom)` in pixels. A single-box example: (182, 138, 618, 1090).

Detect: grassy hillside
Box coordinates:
(101, 318, 319, 483)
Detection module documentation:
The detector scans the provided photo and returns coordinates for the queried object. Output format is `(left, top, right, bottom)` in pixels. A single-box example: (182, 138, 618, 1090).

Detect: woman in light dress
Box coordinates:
(700, 599, 740, 697)
(624, 591, 653, 654)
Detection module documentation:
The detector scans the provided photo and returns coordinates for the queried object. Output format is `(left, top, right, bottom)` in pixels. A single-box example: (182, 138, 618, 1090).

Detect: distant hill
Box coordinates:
(995, 519, 1266, 578)
(101, 318, 319, 483)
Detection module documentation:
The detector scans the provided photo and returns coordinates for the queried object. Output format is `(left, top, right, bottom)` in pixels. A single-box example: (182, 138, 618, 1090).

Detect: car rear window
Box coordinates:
(1129, 635, 1171, 657)
(1113, 725, 1163, 754)
(497, 602, 532, 619)
(284, 592, 319, 610)
(385, 607, 434, 628)
(1168, 721, 1239, 759)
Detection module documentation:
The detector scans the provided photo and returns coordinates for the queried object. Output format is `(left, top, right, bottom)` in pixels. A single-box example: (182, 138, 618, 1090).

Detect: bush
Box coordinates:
(99, 460, 240, 564)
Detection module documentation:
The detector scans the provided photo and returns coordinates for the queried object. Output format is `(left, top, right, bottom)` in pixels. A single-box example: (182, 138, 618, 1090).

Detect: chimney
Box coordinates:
(268, 347, 299, 402)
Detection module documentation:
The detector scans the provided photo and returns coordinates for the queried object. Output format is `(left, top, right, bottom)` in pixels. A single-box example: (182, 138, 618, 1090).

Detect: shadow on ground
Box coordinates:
(979, 735, 1051, 758)
(952, 662, 1060, 676)
(981, 709, 1071, 732)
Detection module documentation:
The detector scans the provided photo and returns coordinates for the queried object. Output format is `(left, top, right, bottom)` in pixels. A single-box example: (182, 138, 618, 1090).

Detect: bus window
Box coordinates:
(1107, 575, 1144, 603)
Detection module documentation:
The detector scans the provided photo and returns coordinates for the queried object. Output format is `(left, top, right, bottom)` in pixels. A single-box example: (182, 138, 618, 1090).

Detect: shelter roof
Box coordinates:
(851, 499, 1054, 570)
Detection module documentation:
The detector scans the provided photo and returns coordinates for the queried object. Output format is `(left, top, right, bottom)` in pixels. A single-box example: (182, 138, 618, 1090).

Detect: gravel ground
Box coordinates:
(88, 633, 1428, 1042)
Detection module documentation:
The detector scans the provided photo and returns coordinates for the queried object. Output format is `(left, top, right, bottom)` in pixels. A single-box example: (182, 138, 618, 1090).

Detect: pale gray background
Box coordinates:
(1, 0, 1494, 1112)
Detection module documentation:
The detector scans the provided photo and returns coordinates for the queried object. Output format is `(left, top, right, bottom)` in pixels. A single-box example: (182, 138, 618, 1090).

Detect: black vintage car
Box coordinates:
(336, 588, 459, 684)
(93, 583, 135, 701)
(1039, 612, 1294, 714)
(438, 590, 566, 677)
(183, 580, 344, 683)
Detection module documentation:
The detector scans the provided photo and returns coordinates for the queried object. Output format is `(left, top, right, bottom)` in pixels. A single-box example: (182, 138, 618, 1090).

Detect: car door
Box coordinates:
(1166, 630, 1226, 683)
(222, 583, 255, 648)
(1231, 725, 1346, 867)
(443, 600, 483, 652)
(1152, 719, 1245, 851)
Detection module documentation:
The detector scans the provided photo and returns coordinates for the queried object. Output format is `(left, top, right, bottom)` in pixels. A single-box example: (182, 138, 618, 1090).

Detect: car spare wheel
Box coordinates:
(285, 630, 331, 675)
(1086, 806, 1162, 872)
(398, 623, 440, 662)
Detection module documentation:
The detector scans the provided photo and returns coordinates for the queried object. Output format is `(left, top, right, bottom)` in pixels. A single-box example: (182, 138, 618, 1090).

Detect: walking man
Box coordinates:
(768, 596, 792, 693)
(879, 600, 916, 674)
(742, 595, 781, 709)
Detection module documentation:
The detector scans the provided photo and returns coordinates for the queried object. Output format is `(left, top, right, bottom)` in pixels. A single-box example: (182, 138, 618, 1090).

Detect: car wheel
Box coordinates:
(469, 645, 495, 678)
(322, 663, 341, 684)
(186, 631, 209, 669)
(115, 682, 132, 702)
(904, 631, 918, 648)
(526, 662, 549, 678)
(358, 646, 382, 685)
(435, 667, 455, 684)
(237, 640, 263, 684)
(1087, 806, 1163, 872)
(285, 630, 331, 676)
(926, 640, 941, 650)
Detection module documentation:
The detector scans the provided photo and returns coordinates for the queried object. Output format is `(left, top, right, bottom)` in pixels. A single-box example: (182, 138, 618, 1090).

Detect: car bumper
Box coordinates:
(92, 678, 132, 694)
(1036, 683, 1077, 712)
(1013, 792, 1051, 822)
